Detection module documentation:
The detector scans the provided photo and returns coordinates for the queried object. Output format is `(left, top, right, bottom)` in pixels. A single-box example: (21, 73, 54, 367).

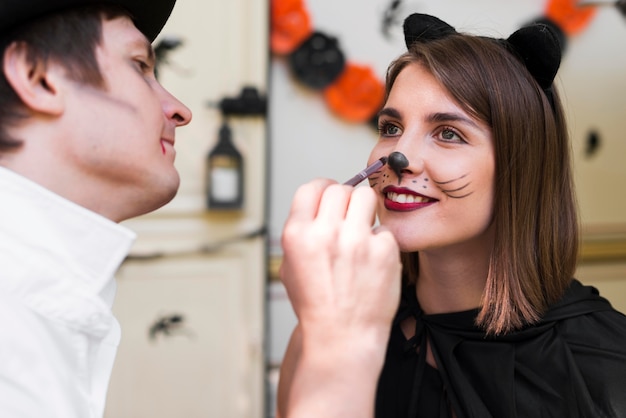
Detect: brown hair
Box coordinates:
(0, 4, 129, 149)
(389, 34, 578, 335)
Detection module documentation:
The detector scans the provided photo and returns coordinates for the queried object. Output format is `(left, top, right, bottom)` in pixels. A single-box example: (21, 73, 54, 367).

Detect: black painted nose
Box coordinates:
(388, 152, 409, 177)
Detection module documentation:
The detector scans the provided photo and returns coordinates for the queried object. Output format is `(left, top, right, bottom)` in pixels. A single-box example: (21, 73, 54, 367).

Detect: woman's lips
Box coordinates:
(382, 186, 436, 211)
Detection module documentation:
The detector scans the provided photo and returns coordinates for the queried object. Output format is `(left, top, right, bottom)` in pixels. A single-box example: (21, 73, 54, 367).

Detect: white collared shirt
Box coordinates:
(0, 166, 136, 418)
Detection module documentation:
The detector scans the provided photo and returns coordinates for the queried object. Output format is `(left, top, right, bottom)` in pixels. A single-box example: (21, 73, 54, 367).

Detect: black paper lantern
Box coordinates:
(288, 31, 346, 89)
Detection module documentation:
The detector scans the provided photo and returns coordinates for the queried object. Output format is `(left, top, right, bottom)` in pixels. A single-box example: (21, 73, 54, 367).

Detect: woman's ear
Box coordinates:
(3, 41, 65, 116)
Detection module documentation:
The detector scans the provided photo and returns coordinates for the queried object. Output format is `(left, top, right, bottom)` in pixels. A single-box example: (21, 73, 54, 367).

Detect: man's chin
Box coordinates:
(155, 177, 180, 209)
(134, 176, 180, 217)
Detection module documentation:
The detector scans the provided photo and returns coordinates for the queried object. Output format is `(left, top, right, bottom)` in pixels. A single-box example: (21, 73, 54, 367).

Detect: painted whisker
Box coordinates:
(432, 173, 473, 199)
(432, 173, 468, 185)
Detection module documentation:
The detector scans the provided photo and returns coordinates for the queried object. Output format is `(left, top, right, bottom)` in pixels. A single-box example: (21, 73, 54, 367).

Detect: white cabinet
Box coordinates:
(105, 239, 266, 418)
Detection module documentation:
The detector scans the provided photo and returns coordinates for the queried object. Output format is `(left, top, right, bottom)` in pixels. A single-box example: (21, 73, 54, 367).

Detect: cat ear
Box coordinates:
(506, 21, 564, 90)
(403, 13, 457, 49)
(402, 13, 564, 91)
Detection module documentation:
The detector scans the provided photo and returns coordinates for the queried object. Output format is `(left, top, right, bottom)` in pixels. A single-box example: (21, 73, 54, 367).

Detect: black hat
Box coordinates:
(0, 0, 176, 42)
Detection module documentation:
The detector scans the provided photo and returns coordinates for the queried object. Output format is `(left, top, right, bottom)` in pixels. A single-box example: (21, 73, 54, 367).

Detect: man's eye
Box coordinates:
(132, 57, 152, 73)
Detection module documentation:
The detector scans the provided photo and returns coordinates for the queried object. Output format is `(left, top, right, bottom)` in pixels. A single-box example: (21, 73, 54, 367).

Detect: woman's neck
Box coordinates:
(415, 242, 492, 315)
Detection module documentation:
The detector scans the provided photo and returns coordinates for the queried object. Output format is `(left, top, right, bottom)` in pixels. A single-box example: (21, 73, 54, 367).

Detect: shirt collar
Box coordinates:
(0, 166, 136, 294)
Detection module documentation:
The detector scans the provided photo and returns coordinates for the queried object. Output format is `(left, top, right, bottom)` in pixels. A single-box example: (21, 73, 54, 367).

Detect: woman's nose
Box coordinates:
(387, 151, 409, 178)
(386, 138, 426, 183)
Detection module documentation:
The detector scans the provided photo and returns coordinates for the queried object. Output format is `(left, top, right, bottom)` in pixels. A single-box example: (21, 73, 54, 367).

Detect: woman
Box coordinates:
(374, 14, 626, 417)
(278, 13, 626, 418)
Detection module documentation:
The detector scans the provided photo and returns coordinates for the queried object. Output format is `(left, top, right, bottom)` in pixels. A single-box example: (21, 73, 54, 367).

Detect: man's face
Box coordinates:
(60, 15, 191, 221)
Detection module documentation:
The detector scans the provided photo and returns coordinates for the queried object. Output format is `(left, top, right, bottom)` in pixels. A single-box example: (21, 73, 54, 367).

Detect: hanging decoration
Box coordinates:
(577, 0, 626, 19)
(206, 121, 244, 210)
(545, 0, 597, 35)
(271, 0, 384, 125)
(288, 31, 346, 89)
(381, 0, 406, 39)
(270, 0, 313, 54)
(323, 63, 385, 123)
(153, 35, 184, 80)
(204, 86, 267, 212)
(270, 0, 603, 128)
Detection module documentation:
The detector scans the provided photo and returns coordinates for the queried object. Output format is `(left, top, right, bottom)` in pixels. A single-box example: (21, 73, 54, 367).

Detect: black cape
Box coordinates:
(375, 279, 626, 418)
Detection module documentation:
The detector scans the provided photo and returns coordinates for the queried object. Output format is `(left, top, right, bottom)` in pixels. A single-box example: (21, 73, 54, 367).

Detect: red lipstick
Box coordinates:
(382, 186, 436, 211)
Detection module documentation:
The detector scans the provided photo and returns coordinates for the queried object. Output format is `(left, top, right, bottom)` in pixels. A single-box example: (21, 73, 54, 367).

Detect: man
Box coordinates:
(0, 1, 190, 417)
(0, 1, 401, 417)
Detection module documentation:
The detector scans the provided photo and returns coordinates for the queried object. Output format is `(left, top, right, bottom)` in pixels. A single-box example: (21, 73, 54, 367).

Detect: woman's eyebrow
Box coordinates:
(377, 107, 402, 120)
(378, 108, 480, 130)
(426, 112, 480, 129)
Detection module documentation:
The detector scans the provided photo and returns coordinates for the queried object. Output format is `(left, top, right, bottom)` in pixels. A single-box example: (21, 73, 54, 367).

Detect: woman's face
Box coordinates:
(368, 63, 495, 253)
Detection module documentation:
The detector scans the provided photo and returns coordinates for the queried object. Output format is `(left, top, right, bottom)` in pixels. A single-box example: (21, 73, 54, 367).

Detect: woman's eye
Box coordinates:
(438, 127, 464, 143)
(378, 122, 401, 136)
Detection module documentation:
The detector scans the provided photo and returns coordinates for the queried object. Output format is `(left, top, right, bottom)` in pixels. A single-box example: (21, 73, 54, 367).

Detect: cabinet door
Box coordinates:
(105, 240, 265, 418)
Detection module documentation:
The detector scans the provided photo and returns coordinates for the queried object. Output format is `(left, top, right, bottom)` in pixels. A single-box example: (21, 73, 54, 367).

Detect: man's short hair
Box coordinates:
(0, 5, 129, 149)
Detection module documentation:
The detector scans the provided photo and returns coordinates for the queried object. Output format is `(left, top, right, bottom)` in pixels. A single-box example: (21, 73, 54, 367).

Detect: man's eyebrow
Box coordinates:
(130, 37, 155, 63)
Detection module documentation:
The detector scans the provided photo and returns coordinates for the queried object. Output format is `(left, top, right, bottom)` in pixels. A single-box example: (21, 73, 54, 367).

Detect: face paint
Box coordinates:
(432, 173, 473, 198)
(387, 151, 409, 183)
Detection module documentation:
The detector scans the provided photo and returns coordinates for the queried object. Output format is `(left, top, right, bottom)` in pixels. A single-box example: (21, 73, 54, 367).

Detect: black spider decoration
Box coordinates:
(381, 0, 404, 39)
(148, 313, 187, 341)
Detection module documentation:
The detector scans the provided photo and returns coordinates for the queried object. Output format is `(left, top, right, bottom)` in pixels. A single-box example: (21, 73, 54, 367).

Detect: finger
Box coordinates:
(286, 178, 337, 223)
(371, 224, 393, 236)
(370, 224, 400, 256)
(316, 184, 351, 224)
(344, 186, 378, 228)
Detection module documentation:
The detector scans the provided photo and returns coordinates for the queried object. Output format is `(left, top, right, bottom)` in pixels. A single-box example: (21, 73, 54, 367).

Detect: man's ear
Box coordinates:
(3, 42, 65, 116)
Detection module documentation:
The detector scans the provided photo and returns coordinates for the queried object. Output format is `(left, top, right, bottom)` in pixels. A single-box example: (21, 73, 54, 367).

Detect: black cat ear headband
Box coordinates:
(403, 13, 564, 108)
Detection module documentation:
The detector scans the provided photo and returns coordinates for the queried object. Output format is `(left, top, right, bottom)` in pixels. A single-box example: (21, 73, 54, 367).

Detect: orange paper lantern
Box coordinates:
(324, 62, 385, 123)
(271, 0, 313, 55)
(545, 0, 597, 36)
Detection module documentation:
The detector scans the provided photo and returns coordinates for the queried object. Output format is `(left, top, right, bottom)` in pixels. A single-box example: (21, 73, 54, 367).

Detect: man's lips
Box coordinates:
(382, 186, 437, 211)
(160, 138, 175, 155)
